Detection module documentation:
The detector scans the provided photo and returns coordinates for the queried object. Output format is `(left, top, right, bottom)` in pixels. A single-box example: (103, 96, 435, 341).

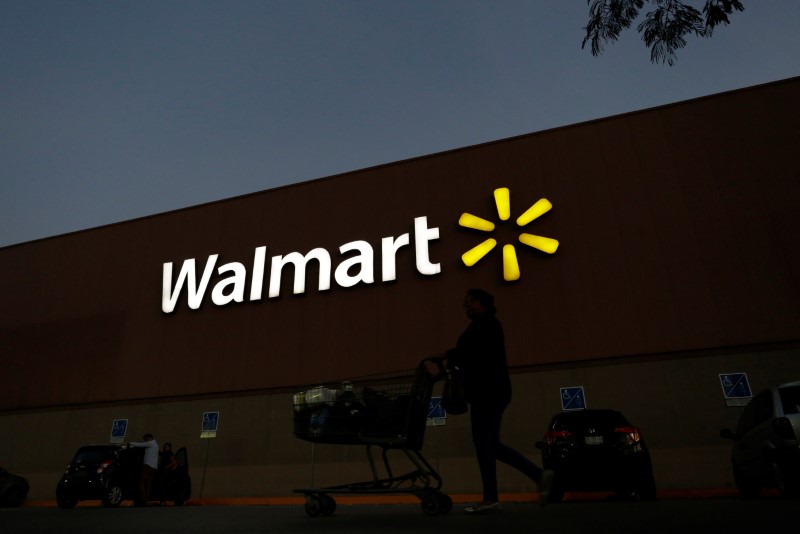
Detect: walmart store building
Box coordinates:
(2, 78, 799, 501)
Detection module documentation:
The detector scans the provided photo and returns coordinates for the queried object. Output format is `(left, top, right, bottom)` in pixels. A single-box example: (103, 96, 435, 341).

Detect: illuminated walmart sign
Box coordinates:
(162, 188, 558, 313)
(162, 217, 441, 313)
(459, 187, 559, 281)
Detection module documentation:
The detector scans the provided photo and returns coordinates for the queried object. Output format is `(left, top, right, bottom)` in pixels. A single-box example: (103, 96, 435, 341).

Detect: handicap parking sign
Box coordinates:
(110, 419, 128, 444)
(428, 397, 445, 419)
(560, 386, 586, 411)
(201, 411, 220, 438)
(427, 397, 446, 426)
(719, 373, 752, 399)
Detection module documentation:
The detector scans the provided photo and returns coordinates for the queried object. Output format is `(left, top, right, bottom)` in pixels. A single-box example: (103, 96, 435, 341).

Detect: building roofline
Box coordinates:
(4, 75, 798, 251)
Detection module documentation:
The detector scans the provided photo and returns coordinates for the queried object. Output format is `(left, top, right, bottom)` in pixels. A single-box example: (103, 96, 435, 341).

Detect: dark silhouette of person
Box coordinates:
(438, 289, 554, 514)
(159, 442, 178, 503)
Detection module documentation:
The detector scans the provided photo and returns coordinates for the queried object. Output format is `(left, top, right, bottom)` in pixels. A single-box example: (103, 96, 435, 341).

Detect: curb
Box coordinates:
(22, 488, 745, 508)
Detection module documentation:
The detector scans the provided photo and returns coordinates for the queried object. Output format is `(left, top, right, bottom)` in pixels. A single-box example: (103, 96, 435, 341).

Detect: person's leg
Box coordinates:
(495, 442, 544, 482)
(470, 404, 503, 503)
(137, 468, 148, 505)
(141, 466, 155, 504)
(492, 414, 555, 506)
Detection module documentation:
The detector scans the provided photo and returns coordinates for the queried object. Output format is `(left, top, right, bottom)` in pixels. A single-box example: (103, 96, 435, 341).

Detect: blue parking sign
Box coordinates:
(110, 419, 128, 444)
(201, 411, 220, 438)
(719, 373, 752, 399)
(427, 397, 446, 426)
(560, 386, 586, 411)
(428, 397, 445, 419)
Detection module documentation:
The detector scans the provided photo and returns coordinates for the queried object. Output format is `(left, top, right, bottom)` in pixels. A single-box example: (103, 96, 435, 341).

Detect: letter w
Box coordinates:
(162, 255, 219, 313)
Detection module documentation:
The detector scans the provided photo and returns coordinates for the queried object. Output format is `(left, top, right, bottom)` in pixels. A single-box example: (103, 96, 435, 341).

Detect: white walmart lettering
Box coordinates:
(162, 216, 440, 313)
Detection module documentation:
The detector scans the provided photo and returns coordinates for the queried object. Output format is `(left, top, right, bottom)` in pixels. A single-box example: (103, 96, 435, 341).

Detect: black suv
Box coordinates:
(56, 444, 191, 508)
(536, 409, 656, 502)
(720, 380, 800, 498)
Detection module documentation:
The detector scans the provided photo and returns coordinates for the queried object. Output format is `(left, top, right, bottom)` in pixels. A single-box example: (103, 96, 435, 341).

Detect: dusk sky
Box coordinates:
(2, 1, 798, 248)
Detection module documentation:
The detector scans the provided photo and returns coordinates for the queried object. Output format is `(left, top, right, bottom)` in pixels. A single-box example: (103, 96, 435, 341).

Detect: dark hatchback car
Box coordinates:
(720, 380, 800, 498)
(56, 444, 191, 508)
(536, 409, 656, 502)
(0, 467, 29, 507)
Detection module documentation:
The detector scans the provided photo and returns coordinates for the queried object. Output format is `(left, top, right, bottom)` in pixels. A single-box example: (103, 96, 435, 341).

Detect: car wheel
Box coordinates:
(56, 493, 78, 509)
(733, 466, 760, 499)
(102, 483, 124, 507)
(2, 487, 23, 508)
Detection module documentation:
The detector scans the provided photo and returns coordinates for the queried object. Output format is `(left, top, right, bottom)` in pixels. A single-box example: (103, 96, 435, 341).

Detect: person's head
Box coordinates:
(143, 433, 154, 442)
(163, 442, 172, 452)
(463, 288, 496, 318)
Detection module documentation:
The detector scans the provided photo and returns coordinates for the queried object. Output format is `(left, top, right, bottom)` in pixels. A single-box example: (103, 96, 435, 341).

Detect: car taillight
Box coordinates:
(544, 430, 571, 446)
(772, 417, 797, 440)
(97, 460, 113, 474)
(613, 426, 641, 444)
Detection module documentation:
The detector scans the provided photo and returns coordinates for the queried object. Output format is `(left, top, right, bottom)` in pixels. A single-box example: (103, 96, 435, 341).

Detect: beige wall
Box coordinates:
(5, 346, 799, 500)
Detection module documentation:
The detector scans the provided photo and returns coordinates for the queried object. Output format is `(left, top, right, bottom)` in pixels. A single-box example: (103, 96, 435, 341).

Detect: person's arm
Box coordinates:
(422, 353, 448, 378)
(165, 454, 178, 470)
(127, 441, 157, 450)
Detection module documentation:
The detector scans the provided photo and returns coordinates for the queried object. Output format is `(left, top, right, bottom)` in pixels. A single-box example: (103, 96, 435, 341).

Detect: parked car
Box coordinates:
(536, 409, 656, 502)
(0, 467, 29, 507)
(720, 380, 800, 498)
(56, 444, 191, 508)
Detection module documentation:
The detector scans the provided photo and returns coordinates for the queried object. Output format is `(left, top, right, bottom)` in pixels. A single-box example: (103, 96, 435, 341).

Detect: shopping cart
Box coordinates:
(292, 360, 451, 516)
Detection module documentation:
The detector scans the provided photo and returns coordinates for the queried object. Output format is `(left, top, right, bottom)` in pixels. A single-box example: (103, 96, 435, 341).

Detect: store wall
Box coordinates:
(2, 78, 800, 500)
(2, 77, 799, 413)
(4, 346, 799, 500)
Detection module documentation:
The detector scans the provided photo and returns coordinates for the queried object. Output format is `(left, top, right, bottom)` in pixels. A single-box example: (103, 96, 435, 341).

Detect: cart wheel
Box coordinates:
(420, 494, 441, 516)
(304, 494, 323, 517)
(436, 493, 453, 514)
(321, 494, 336, 516)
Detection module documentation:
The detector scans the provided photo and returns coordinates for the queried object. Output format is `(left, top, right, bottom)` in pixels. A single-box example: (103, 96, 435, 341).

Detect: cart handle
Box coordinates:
(419, 356, 446, 381)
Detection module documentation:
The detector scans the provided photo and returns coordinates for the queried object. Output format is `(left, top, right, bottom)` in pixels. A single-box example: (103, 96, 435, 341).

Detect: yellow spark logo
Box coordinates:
(459, 187, 559, 281)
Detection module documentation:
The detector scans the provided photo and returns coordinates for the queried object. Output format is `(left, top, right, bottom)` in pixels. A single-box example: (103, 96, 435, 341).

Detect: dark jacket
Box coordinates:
(447, 314, 512, 407)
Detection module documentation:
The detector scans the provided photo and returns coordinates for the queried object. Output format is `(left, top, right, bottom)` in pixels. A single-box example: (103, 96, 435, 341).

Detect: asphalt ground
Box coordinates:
(2, 496, 797, 534)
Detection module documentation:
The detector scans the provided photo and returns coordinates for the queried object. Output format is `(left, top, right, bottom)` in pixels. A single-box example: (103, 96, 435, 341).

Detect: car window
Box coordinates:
(778, 385, 800, 415)
(73, 449, 113, 463)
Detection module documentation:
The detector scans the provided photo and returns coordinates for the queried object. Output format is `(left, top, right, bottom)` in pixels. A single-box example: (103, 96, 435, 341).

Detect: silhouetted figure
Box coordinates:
(159, 442, 178, 504)
(128, 433, 158, 506)
(438, 289, 554, 514)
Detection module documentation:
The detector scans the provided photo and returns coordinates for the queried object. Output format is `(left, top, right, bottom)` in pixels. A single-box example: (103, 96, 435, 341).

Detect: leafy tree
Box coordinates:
(582, 0, 745, 65)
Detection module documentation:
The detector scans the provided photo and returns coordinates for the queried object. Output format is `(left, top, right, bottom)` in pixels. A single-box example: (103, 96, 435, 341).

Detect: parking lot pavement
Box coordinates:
(2, 498, 797, 533)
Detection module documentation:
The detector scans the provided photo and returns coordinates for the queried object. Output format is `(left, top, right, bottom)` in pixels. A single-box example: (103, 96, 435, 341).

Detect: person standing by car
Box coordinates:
(127, 433, 158, 506)
(436, 289, 554, 515)
(159, 442, 178, 504)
